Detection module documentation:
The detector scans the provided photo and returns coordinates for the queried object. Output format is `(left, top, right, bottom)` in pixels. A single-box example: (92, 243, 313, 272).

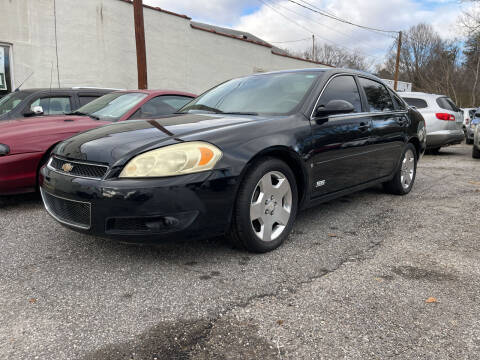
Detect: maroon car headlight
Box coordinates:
(0, 144, 10, 156)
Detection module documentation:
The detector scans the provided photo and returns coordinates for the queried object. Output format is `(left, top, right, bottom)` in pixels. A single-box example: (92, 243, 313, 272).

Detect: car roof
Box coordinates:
(10, 88, 119, 95)
(399, 91, 447, 99)
(111, 89, 197, 97)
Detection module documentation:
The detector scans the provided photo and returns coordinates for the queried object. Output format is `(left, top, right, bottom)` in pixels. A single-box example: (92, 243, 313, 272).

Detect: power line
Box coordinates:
(287, 0, 400, 35)
(263, 0, 391, 57)
(257, 0, 385, 62)
(270, 37, 311, 43)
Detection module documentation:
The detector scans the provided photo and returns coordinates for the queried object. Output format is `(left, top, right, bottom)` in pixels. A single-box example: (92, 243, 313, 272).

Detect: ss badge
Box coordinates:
(315, 180, 326, 188)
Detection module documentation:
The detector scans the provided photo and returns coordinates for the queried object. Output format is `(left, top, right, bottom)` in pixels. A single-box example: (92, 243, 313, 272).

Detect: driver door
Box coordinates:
(309, 75, 373, 197)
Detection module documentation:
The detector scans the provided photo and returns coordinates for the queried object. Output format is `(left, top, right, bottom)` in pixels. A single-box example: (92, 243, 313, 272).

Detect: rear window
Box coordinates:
(436, 97, 459, 112)
(402, 97, 428, 109)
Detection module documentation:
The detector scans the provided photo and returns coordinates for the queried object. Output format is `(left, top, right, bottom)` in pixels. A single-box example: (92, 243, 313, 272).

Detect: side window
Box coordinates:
(359, 78, 394, 112)
(390, 91, 406, 110)
(436, 97, 459, 112)
(31, 97, 72, 115)
(318, 75, 362, 113)
(402, 97, 428, 109)
(130, 95, 193, 119)
(78, 96, 99, 107)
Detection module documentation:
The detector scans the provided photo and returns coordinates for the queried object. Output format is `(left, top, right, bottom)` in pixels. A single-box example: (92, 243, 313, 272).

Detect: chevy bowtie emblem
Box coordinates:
(62, 163, 74, 173)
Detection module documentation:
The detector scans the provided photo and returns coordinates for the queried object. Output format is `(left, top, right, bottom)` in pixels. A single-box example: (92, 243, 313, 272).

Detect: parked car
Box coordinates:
(0, 87, 117, 121)
(39, 69, 426, 253)
(466, 109, 480, 145)
(0, 90, 195, 195)
(399, 92, 463, 153)
(473, 118, 480, 158)
(462, 107, 477, 144)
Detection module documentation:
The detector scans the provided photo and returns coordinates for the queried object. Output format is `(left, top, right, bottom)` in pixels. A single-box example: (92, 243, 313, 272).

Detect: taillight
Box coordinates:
(436, 113, 455, 121)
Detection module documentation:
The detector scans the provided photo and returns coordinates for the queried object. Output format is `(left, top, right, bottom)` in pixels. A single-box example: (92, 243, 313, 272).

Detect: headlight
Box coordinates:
(0, 144, 10, 156)
(119, 141, 222, 178)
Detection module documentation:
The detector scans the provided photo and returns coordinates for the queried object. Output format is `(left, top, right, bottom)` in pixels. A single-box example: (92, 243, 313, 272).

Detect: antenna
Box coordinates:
(14, 71, 34, 92)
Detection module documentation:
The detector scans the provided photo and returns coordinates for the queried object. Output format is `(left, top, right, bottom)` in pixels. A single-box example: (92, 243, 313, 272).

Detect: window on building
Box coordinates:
(0, 44, 12, 98)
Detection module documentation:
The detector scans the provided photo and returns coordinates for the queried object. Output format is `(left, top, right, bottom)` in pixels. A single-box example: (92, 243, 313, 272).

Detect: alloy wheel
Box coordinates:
(400, 149, 415, 189)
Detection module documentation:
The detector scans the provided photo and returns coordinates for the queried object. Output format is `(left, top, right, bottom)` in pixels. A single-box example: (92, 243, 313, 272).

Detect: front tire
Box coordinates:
(228, 157, 298, 253)
(473, 145, 480, 159)
(383, 144, 417, 195)
(466, 138, 473, 145)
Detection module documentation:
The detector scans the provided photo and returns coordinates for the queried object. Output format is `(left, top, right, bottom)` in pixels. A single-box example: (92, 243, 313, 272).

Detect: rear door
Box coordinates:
(358, 77, 406, 177)
(309, 74, 373, 197)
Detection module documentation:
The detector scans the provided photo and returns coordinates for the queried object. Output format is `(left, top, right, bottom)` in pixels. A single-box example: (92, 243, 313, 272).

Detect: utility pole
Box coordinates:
(312, 34, 315, 61)
(133, 0, 148, 89)
(393, 31, 402, 91)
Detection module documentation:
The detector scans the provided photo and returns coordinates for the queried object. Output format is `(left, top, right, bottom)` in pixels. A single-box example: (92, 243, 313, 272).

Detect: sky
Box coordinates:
(143, 0, 472, 65)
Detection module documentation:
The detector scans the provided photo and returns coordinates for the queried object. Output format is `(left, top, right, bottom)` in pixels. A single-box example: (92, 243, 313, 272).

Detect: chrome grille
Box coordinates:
(48, 156, 108, 179)
(40, 189, 91, 229)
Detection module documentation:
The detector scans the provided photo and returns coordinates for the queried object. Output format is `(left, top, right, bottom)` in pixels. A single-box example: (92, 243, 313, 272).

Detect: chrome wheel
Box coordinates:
(249, 171, 292, 242)
(400, 149, 415, 189)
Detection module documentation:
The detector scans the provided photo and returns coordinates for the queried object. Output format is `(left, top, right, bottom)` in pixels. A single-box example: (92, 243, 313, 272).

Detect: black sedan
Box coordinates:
(40, 68, 426, 253)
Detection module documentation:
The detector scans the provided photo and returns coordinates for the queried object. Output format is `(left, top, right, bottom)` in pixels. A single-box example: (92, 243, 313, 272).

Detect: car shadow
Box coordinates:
(0, 192, 42, 209)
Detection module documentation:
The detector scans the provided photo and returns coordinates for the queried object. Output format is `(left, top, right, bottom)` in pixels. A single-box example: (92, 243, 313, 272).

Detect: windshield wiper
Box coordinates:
(222, 112, 258, 116)
(184, 104, 223, 114)
(67, 110, 100, 120)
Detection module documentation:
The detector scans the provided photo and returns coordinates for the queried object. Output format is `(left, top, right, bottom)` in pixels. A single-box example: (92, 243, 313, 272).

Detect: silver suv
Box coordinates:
(399, 92, 464, 153)
(473, 120, 480, 158)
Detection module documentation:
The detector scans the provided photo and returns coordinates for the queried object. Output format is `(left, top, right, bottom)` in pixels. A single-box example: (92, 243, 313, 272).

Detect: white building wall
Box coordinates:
(0, 0, 330, 94)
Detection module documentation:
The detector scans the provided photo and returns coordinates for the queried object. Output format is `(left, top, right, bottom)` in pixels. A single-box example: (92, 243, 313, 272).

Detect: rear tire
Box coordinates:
(428, 147, 441, 155)
(228, 157, 298, 253)
(466, 138, 473, 145)
(383, 144, 417, 195)
(473, 145, 480, 159)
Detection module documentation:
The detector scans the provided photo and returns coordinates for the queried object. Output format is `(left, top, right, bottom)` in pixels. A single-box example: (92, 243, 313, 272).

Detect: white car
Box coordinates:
(462, 107, 477, 144)
(399, 92, 464, 153)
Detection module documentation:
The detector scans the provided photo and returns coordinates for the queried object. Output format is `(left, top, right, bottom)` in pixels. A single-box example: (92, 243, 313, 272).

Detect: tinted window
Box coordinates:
(130, 96, 193, 119)
(31, 97, 71, 115)
(436, 97, 459, 112)
(390, 91, 406, 110)
(359, 78, 394, 112)
(0, 91, 29, 115)
(180, 72, 320, 115)
(318, 75, 362, 112)
(79, 96, 99, 107)
(402, 97, 428, 109)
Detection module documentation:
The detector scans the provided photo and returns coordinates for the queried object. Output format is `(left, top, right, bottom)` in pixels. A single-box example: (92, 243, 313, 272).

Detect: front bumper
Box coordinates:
(426, 130, 464, 148)
(39, 165, 239, 242)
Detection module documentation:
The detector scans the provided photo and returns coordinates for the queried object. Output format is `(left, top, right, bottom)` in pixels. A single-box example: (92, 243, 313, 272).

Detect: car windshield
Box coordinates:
(74, 92, 148, 121)
(179, 72, 321, 115)
(0, 91, 29, 115)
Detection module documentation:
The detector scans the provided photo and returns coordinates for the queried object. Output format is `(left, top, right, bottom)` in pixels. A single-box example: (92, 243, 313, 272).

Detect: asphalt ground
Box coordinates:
(1, 143, 479, 359)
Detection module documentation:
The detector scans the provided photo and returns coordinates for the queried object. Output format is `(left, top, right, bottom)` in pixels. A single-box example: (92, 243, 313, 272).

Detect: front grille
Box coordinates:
(49, 156, 108, 179)
(41, 189, 91, 229)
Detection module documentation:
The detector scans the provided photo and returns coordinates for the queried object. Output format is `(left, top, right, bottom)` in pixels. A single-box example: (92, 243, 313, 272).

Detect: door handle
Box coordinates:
(359, 122, 370, 131)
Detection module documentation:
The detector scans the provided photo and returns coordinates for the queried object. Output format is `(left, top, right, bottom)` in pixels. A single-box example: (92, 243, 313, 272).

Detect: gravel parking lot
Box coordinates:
(1, 143, 479, 359)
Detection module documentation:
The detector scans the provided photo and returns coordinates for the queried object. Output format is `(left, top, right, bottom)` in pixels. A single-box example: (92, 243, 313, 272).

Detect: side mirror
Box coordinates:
(314, 100, 355, 122)
(24, 105, 44, 117)
(32, 105, 44, 115)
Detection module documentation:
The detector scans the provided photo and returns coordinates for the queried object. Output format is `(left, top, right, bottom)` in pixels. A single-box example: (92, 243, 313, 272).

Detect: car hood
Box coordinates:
(0, 115, 94, 154)
(54, 114, 258, 165)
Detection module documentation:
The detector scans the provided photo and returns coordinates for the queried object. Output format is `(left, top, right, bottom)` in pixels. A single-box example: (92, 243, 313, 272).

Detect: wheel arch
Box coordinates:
(36, 142, 59, 188)
(236, 146, 309, 208)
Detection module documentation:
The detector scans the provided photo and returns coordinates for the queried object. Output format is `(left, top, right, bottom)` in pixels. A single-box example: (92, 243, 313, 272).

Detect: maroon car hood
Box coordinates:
(0, 115, 110, 155)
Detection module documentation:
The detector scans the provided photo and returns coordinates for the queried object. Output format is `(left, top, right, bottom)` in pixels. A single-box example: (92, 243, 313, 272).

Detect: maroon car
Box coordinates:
(0, 90, 195, 195)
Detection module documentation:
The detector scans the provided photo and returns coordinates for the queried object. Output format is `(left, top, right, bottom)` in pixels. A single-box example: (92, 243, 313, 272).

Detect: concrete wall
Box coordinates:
(0, 0, 330, 94)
